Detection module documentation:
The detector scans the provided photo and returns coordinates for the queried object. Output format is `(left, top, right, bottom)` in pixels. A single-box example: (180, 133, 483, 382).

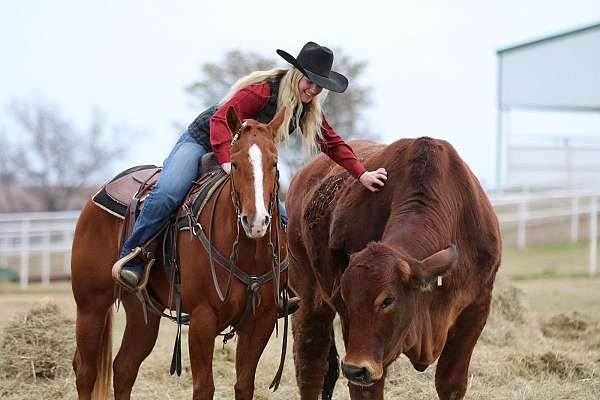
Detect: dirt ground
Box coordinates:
(1, 277, 599, 399)
(2, 278, 598, 328)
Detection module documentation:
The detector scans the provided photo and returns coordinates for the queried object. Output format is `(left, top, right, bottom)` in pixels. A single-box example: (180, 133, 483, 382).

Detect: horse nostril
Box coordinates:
(265, 215, 271, 225)
(241, 215, 249, 226)
(341, 364, 370, 382)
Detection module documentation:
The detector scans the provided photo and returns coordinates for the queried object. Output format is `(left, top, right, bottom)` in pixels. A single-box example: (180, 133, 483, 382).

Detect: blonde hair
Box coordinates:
(220, 67, 325, 154)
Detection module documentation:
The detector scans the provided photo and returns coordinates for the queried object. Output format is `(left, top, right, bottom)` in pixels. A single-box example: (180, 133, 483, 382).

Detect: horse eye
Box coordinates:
(380, 297, 395, 310)
(231, 163, 238, 170)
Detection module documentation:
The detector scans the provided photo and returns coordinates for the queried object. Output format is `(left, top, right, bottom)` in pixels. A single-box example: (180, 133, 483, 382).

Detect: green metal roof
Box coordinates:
(497, 21, 600, 54)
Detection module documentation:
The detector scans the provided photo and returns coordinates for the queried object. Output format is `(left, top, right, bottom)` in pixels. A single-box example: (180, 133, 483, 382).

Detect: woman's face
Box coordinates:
(298, 75, 323, 103)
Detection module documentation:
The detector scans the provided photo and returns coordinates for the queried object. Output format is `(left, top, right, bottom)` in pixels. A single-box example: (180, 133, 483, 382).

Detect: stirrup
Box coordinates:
(112, 248, 154, 292)
(277, 296, 301, 318)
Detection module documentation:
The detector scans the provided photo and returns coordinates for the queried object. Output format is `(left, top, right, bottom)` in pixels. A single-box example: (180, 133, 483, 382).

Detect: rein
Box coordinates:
(162, 121, 290, 388)
(186, 124, 291, 389)
(188, 168, 288, 326)
(184, 165, 290, 389)
(118, 121, 291, 388)
(203, 119, 287, 320)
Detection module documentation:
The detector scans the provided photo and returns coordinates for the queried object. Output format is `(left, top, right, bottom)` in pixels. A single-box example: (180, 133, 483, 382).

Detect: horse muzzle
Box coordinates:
(240, 213, 271, 238)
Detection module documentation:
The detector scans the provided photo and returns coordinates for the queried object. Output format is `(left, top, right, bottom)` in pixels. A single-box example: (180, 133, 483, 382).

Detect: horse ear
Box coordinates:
(268, 107, 286, 138)
(226, 106, 241, 134)
(410, 245, 458, 290)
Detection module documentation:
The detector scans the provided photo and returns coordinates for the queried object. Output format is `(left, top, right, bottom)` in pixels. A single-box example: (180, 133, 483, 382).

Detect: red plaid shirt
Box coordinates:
(210, 81, 366, 179)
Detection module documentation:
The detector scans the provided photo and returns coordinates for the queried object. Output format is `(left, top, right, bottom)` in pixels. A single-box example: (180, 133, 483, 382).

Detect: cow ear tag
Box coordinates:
(437, 276, 442, 287)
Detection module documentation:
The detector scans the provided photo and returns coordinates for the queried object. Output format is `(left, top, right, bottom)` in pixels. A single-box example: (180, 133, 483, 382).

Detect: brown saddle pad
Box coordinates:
(92, 153, 221, 218)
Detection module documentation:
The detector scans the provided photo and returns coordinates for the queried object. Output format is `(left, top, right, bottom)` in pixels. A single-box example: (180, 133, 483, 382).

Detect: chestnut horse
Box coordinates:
(71, 107, 287, 400)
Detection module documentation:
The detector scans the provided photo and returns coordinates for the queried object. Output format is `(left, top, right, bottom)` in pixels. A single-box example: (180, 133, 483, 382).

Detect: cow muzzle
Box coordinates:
(341, 359, 383, 387)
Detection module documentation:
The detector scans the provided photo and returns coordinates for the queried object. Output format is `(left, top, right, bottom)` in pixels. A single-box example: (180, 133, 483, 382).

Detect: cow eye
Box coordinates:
(379, 297, 395, 310)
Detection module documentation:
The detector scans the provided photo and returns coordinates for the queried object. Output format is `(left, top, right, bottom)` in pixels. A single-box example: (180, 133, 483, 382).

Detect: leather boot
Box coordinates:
(111, 248, 144, 288)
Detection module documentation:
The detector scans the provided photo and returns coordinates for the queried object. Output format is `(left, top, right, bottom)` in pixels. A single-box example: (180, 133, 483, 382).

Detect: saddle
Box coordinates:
(93, 151, 224, 298)
(92, 153, 220, 218)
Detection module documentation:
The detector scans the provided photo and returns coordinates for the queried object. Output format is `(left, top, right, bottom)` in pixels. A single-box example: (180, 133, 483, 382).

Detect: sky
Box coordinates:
(1, 0, 599, 189)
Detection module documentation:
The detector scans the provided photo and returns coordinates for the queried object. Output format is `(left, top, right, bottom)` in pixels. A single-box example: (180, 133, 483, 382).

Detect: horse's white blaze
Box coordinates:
(249, 144, 269, 234)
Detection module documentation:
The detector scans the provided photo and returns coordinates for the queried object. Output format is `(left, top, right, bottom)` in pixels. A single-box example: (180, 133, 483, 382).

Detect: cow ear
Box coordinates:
(411, 245, 458, 290)
(268, 106, 286, 138)
(396, 260, 412, 284)
(226, 106, 241, 134)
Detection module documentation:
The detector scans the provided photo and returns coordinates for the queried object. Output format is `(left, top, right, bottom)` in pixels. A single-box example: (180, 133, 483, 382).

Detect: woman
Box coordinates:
(115, 41, 388, 293)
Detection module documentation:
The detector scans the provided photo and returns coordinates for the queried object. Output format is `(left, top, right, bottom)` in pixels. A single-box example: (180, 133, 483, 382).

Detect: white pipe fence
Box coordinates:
(488, 188, 599, 277)
(0, 189, 598, 289)
(0, 211, 79, 289)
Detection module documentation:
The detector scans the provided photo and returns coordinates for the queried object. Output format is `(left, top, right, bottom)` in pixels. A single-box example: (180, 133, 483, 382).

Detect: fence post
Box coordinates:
(0, 236, 7, 268)
(64, 231, 72, 276)
(517, 196, 528, 250)
(19, 219, 30, 290)
(590, 196, 597, 277)
(42, 230, 51, 286)
(571, 196, 579, 243)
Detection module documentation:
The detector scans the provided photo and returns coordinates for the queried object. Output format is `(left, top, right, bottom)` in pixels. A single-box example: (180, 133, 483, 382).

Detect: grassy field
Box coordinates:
(1, 244, 599, 399)
(502, 240, 599, 279)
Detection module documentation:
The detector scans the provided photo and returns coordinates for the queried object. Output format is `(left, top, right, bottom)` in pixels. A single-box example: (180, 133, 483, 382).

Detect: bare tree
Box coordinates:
(185, 48, 376, 187)
(186, 50, 277, 109)
(320, 50, 373, 139)
(4, 99, 125, 211)
(0, 130, 18, 211)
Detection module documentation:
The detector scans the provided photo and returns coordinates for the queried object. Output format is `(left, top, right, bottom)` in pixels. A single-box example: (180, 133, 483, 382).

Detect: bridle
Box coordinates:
(178, 120, 290, 389)
(222, 121, 284, 305)
(193, 121, 290, 388)
(187, 121, 288, 325)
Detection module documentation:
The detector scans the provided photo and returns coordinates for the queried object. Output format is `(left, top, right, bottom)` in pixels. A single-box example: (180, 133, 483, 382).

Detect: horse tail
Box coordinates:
(91, 308, 113, 400)
(321, 328, 339, 400)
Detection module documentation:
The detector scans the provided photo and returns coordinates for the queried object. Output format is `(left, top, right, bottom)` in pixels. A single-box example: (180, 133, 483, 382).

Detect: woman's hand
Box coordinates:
(221, 162, 232, 175)
(359, 168, 387, 192)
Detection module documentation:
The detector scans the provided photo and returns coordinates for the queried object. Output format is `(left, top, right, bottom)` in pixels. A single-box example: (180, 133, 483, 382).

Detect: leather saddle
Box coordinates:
(93, 153, 220, 218)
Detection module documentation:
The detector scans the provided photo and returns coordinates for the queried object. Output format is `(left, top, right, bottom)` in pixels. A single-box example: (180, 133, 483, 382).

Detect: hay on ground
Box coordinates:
(509, 352, 591, 381)
(481, 278, 528, 346)
(490, 277, 526, 323)
(541, 311, 589, 340)
(0, 302, 74, 383)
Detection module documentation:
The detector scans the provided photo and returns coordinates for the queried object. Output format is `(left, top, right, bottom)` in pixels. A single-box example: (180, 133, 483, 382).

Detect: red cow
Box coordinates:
(286, 138, 501, 400)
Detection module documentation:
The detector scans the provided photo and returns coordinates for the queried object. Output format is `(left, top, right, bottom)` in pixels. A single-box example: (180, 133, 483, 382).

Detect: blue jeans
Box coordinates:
(279, 201, 287, 226)
(120, 132, 209, 271)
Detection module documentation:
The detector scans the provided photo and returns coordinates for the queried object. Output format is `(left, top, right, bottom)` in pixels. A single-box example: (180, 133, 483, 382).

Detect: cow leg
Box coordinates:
(348, 378, 385, 400)
(292, 300, 337, 399)
(189, 307, 218, 400)
(233, 312, 277, 400)
(112, 294, 161, 400)
(434, 294, 492, 400)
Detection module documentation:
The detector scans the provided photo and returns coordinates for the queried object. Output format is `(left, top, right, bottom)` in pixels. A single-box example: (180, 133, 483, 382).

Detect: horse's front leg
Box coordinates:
(234, 308, 277, 400)
(189, 307, 218, 400)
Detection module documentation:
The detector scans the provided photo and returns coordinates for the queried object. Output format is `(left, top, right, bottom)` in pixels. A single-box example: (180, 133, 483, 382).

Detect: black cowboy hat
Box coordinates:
(277, 42, 348, 93)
